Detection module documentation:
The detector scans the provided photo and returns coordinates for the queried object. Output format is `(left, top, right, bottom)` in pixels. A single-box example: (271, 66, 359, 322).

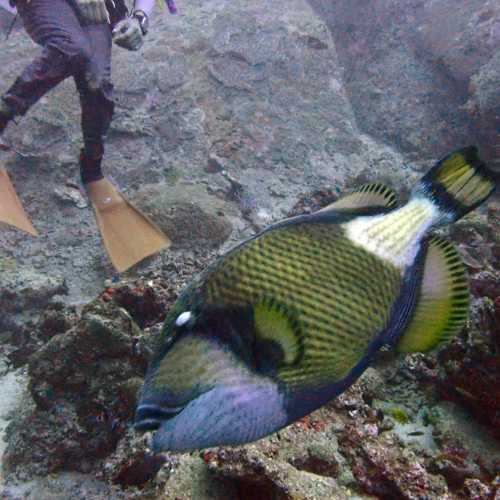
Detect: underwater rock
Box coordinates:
(133, 184, 233, 250)
(156, 455, 238, 500)
(486, 201, 500, 267)
(1, 472, 124, 500)
(0, 270, 68, 367)
(205, 446, 348, 500)
(7, 303, 77, 369)
(0, 362, 28, 486)
(287, 188, 338, 216)
(425, 401, 500, 496)
(289, 443, 340, 478)
(462, 478, 493, 499)
(428, 452, 482, 492)
(338, 422, 449, 499)
(3, 402, 101, 477)
(306, 0, 474, 156)
(465, 51, 500, 162)
(111, 278, 176, 329)
(2, 300, 150, 478)
(437, 281, 500, 437)
(105, 432, 169, 487)
(414, 1, 500, 83)
(0, 269, 67, 332)
(37, 303, 77, 342)
(306, 0, 500, 157)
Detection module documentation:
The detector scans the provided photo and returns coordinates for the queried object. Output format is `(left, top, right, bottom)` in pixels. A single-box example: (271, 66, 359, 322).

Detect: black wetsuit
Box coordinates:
(2, 0, 127, 182)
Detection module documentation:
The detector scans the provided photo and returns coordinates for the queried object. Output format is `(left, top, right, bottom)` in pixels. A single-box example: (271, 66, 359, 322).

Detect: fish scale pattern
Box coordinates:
(203, 222, 403, 389)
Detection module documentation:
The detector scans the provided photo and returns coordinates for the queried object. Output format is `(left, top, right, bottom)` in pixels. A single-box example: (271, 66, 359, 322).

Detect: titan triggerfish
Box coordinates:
(135, 146, 496, 452)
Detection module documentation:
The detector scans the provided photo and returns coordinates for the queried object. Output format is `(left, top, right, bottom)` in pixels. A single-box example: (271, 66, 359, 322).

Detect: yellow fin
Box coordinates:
(254, 301, 302, 365)
(86, 178, 171, 273)
(397, 236, 469, 353)
(319, 183, 398, 213)
(0, 167, 38, 236)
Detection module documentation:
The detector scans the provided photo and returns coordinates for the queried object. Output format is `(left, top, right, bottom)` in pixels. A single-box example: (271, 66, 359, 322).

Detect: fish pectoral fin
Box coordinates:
(319, 182, 398, 214)
(397, 236, 469, 353)
(253, 299, 304, 370)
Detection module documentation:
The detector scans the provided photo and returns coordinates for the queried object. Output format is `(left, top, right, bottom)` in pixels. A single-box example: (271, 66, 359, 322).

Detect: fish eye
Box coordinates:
(175, 311, 192, 327)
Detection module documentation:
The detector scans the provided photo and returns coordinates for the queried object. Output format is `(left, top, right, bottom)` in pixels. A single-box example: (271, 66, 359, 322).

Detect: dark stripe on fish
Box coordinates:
(283, 241, 426, 421)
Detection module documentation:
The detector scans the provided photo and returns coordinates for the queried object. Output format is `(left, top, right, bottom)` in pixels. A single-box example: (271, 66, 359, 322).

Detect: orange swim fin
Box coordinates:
(0, 167, 38, 236)
(86, 178, 171, 273)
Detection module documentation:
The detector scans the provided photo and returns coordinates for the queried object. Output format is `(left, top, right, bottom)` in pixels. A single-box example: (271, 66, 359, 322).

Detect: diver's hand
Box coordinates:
(112, 18, 144, 51)
(75, 0, 110, 24)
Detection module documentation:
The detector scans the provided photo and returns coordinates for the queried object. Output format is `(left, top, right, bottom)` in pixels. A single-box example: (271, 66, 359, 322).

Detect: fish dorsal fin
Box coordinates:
(397, 236, 469, 353)
(319, 183, 398, 213)
(254, 299, 303, 367)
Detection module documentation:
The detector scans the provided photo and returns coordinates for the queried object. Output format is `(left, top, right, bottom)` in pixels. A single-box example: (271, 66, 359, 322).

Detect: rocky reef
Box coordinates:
(1, 199, 499, 500)
(0, 0, 499, 498)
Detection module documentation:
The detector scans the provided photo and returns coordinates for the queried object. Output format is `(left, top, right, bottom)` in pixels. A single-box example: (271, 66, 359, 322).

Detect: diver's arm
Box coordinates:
(0, 0, 16, 14)
(113, 0, 155, 50)
(133, 0, 156, 17)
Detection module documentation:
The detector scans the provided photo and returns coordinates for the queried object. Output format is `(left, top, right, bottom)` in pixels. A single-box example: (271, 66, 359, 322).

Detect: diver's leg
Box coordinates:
(0, 0, 92, 126)
(0, 0, 92, 233)
(75, 23, 114, 183)
(76, 23, 170, 272)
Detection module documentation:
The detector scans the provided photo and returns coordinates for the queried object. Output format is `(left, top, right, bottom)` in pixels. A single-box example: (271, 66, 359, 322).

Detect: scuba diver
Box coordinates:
(0, 0, 176, 272)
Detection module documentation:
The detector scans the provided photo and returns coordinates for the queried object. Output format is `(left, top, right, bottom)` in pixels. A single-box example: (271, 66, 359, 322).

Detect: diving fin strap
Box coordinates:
(86, 178, 171, 273)
(319, 182, 398, 213)
(0, 167, 38, 236)
(397, 236, 469, 353)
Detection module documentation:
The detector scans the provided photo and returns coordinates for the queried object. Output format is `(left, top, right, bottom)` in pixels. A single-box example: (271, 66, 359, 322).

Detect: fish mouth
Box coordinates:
(134, 403, 183, 432)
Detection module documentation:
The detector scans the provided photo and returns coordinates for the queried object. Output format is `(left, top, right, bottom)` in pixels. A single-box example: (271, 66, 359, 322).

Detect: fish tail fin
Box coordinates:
(414, 146, 496, 222)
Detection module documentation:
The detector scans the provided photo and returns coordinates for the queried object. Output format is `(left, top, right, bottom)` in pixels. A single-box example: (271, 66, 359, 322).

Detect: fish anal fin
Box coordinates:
(397, 236, 469, 353)
(319, 182, 398, 213)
